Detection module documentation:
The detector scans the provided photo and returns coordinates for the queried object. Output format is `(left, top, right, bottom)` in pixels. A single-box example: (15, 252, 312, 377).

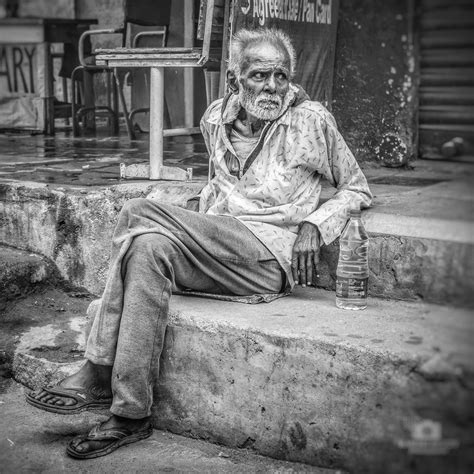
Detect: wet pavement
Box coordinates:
(1, 128, 473, 197)
(0, 130, 209, 186)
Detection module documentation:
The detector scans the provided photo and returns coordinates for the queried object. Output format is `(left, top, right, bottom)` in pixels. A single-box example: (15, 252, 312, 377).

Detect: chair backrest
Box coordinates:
(197, 0, 224, 41)
(195, 0, 219, 63)
(123, 0, 172, 27)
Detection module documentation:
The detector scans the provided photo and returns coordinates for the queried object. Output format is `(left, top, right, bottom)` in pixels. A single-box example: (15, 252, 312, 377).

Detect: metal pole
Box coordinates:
(43, 41, 55, 135)
(149, 66, 164, 180)
(184, 0, 194, 128)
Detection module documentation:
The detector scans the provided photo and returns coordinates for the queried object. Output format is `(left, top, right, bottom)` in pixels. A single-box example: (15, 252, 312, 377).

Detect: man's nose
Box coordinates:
(264, 74, 276, 92)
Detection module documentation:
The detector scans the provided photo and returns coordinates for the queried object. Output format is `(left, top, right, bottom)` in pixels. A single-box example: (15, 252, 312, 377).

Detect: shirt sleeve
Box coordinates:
(200, 99, 223, 182)
(200, 114, 212, 157)
(302, 114, 373, 246)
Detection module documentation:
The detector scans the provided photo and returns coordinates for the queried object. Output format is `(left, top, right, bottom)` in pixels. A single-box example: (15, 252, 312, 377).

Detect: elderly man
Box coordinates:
(27, 28, 372, 459)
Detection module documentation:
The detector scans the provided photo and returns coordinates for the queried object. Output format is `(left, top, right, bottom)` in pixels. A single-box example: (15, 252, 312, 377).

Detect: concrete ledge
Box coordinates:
(12, 289, 474, 473)
(0, 245, 59, 311)
(0, 180, 204, 293)
(0, 180, 473, 307)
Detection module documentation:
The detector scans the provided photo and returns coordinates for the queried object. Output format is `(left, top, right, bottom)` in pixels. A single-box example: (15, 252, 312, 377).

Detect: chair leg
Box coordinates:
(114, 68, 136, 140)
(71, 66, 82, 137)
(82, 69, 96, 135)
(62, 77, 70, 126)
(112, 72, 120, 135)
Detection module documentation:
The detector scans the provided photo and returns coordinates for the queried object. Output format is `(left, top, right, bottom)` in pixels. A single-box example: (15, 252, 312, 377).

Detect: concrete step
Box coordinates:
(0, 177, 473, 308)
(0, 245, 59, 313)
(7, 287, 473, 474)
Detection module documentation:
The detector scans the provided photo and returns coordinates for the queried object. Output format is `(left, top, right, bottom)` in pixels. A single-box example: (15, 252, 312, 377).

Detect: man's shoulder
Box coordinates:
(201, 98, 225, 125)
(292, 100, 336, 126)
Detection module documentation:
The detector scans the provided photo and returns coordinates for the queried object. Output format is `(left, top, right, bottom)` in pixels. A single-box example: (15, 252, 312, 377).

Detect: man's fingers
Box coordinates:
(313, 252, 320, 281)
(298, 253, 306, 287)
(306, 252, 313, 286)
(291, 255, 299, 283)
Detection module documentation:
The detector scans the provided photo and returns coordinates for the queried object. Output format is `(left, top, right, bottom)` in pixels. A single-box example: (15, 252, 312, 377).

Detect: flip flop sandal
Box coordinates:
(25, 386, 112, 415)
(66, 421, 153, 459)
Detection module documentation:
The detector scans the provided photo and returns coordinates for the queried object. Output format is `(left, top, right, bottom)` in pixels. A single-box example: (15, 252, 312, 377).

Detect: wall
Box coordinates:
(17, 0, 74, 18)
(332, 0, 418, 167)
(76, 0, 122, 37)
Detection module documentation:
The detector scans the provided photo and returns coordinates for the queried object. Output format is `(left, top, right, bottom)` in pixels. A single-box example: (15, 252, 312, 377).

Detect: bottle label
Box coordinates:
(336, 277, 368, 299)
(337, 240, 369, 277)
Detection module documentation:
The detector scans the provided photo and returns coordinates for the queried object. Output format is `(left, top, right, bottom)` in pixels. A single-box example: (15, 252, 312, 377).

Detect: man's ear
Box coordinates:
(227, 71, 239, 95)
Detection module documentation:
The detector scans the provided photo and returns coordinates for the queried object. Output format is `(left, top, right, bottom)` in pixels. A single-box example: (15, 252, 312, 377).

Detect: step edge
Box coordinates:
(364, 211, 474, 243)
(11, 307, 472, 393)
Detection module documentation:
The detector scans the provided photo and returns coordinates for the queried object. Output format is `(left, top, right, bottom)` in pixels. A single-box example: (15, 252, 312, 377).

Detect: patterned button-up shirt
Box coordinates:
(199, 86, 372, 287)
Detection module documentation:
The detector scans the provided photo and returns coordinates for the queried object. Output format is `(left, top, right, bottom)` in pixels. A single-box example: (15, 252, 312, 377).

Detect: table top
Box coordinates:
(96, 47, 221, 68)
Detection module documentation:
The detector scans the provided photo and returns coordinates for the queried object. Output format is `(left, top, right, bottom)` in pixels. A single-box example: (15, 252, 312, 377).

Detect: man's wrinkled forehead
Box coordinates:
(240, 42, 290, 75)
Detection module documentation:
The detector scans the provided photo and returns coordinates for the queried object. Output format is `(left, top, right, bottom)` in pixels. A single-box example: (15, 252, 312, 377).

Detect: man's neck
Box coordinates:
(233, 109, 265, 138)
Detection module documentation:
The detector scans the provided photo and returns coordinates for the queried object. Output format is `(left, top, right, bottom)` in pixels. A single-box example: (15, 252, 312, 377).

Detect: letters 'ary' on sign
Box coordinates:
(0, 45, 37, 95)
(0, 42, 42, 130)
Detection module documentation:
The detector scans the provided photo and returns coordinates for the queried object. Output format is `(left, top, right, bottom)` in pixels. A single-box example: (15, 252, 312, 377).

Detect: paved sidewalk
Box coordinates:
(0, 379, 338, 474)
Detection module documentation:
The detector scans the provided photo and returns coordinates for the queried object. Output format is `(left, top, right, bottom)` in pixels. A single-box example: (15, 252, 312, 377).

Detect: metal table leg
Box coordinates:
(120, 66, 192, 181)
(149, 66, 164, 179)
(42, 41, 55, 135)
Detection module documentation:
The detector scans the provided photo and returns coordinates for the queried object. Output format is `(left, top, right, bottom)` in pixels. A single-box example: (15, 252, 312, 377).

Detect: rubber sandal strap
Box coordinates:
(42, 386, 111, 404)
(87, 423, 133, 441)
(67, 422, 153, 459)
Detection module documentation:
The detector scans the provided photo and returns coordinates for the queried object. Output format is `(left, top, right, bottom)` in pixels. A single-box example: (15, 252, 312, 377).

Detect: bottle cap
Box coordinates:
(349, 209, 361, 217)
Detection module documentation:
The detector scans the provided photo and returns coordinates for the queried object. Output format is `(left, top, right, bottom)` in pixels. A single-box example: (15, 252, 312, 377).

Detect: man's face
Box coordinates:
(237, 42, 291, 121)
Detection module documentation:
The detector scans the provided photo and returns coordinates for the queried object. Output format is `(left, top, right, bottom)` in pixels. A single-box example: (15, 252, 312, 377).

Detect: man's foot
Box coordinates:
(67, 415, 153, 459)
(26, 361, 113, 414)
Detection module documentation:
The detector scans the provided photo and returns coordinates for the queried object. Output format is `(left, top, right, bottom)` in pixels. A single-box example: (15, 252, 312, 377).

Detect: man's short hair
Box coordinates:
(228, 28, 296, 79)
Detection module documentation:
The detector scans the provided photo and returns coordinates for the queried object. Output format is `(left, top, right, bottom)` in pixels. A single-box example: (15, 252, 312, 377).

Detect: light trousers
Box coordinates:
(85, 198, 284, 418)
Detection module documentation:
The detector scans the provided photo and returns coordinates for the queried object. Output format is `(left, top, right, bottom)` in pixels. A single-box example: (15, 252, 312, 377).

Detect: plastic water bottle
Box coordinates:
(336, 209, 369, 310)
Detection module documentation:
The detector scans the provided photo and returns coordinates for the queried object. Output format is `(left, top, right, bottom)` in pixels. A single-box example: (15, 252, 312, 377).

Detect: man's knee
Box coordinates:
(119, 197, 149, 217)
(126, 233, 175, 263)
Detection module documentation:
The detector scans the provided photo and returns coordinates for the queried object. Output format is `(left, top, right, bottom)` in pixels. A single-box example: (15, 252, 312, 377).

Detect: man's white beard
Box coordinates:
(238, 88, 288, 121)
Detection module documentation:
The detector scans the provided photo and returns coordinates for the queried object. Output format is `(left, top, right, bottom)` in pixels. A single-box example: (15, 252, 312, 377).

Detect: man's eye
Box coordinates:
(253, 72, 266, 80)
(276, 73, 287, 80)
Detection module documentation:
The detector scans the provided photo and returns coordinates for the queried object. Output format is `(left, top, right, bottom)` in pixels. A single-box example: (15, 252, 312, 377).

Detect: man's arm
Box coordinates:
(292, 112, 372, 286)
(303, 115, 372, 245)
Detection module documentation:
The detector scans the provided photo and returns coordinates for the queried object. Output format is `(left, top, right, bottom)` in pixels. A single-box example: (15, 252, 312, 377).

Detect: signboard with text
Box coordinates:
(232, 0, 339, 107)
(0, 43, 44, 130)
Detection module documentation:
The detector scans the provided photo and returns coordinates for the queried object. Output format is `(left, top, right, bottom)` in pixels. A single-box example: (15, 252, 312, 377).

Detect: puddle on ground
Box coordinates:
(0, 131, 209, 186)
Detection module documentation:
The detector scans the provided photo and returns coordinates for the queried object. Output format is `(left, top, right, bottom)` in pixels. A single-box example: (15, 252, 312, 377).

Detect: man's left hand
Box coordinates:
(291, 222, 321, 287)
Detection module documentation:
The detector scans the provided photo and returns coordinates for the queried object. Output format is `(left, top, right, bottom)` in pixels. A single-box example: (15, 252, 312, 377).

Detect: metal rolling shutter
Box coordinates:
(419, 0, 474, 160)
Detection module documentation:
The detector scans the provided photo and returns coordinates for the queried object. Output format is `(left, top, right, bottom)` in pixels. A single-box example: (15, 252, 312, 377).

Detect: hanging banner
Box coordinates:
(232, 0, 339, 107)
